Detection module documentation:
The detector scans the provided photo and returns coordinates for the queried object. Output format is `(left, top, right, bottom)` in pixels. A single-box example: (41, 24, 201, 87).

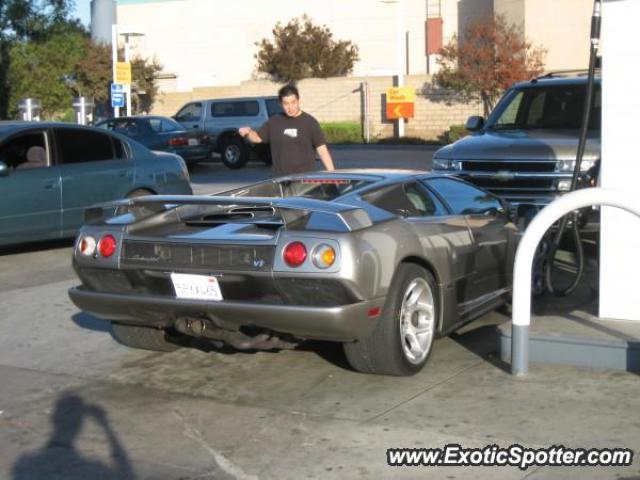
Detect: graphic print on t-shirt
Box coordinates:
(283, 128, 298, 138)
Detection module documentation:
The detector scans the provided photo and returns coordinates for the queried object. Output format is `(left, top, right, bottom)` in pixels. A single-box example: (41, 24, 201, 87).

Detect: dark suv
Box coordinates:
(432, 75, 601, 217)
(174, 96, 282, 169)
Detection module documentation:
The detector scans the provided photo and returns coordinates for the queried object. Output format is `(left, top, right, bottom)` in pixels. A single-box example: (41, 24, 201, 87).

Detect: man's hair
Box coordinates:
(278, 84, 299, 101)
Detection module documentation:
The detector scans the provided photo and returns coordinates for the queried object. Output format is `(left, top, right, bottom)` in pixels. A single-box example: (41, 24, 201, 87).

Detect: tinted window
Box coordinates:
(211, 101, 259, 117)
(175, 103, 202, 122)
(223, 178, 372, 200)
(425, 178, 502, 215)
(161, 118, 182, 132)
(488, 85, 601, 130)
(266, 99, 283, 117)
(0, 131, 49, 170)
(361, 183, 445, 217)
(56, 129, 115, 164)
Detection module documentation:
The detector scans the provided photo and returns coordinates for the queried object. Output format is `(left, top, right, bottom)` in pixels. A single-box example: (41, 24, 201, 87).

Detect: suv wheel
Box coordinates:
(343, 264, 438, 376)
(221, 137, 249, 169)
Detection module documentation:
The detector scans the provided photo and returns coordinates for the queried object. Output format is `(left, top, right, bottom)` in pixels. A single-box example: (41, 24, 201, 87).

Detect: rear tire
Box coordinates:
(111, 323, 182, 352)
(343, 264, 438, 376)
(221, 136, 249, 169)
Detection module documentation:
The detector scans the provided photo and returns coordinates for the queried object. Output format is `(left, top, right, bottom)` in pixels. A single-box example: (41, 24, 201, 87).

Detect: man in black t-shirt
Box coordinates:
(239, 84, 335, 176)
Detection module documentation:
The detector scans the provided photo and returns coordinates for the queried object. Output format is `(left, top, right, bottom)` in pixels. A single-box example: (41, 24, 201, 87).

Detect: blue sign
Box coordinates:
(111, 83, 125, 108)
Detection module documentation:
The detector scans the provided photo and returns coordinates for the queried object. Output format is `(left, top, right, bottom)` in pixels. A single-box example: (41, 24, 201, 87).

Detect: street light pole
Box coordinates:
(395, 0, 405, 137)
(123, 34, 132, 116)
(111, 24, 120, 118)
(382, 0, 406, 137)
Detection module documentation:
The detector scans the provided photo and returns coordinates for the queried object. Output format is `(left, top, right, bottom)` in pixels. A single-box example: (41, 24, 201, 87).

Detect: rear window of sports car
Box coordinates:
(225, 179, 374, 200)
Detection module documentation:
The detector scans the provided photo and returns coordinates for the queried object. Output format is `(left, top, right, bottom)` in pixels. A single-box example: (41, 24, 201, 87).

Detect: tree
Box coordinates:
(130, 56, 163, 114)
(256, 15, 359, 82)
(434, 15, 546, 117)
(7, 28, 86, 119)
(0, 0, 76, 117)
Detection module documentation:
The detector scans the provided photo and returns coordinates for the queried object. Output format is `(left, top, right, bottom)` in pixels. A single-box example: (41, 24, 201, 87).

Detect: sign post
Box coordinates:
(111, 83, 125, 109)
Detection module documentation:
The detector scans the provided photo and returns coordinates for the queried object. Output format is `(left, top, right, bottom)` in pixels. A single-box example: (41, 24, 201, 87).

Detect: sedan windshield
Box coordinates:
(486, 85, 601, 131)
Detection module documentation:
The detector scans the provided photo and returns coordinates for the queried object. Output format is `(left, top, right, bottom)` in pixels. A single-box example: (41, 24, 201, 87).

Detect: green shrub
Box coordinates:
(375, 136, 439, 145)
(444, 124, 469, 144)
(321, 122, 362, 144)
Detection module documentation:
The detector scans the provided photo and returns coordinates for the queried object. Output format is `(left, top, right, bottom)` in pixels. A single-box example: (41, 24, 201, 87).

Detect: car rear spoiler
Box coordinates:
(85, 195, 379, 232)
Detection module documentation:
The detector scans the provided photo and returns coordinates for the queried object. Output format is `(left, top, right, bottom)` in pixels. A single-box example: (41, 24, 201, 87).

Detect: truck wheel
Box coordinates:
(111, 323, 183, 352)
(343, 264, 438, 376)
(221, 137, 249, 169)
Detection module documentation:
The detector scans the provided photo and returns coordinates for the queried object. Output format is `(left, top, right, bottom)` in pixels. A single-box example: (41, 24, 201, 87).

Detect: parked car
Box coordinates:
(95, 116, 212, 168)
(68, 170, 517, 376)
(174, 96, 282, 169)
(432, 74, 601, 219)
(0, 122, 193, 247)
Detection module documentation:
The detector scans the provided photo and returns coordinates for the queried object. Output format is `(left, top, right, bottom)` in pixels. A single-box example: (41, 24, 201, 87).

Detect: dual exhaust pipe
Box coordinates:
(174, 317, 298, 351)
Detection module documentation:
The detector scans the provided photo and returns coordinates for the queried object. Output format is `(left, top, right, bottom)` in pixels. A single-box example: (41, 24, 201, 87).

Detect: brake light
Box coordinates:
(79, 236, 97, 257)
(312, 244, 336, 269)
(168, 137, 189, 147)
(283, 241, 307, 267)
(98, 234, 117, 258)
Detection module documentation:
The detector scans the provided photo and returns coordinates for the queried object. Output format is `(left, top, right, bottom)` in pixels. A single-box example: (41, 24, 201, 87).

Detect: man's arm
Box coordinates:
(238, 127, 263, 144)
(316, 144, 335, 171)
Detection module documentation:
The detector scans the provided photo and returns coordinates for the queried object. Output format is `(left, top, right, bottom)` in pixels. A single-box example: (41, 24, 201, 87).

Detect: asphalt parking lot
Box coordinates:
(1, 145, 639, 480)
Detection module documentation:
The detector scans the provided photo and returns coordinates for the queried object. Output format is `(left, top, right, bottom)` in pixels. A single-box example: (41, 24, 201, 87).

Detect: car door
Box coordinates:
(54, 127, 135, 236)
(361, 182, 480, 312)
(175, 102, 204, 131)
(424, 177, 511, 298)
(0, 129, 62, 245)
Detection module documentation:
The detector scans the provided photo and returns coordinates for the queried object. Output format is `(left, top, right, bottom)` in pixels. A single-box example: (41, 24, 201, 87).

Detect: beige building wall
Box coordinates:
(494, 0, 591, 72)
(116, 0, 493, 92)
(523, 0, 591, 72)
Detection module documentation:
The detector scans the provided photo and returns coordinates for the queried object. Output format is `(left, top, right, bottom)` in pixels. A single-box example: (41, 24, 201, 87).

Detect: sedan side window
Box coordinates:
(425, 178, 503, 215)
(0, 131, 49, 170)
(55, 129, 116, 164)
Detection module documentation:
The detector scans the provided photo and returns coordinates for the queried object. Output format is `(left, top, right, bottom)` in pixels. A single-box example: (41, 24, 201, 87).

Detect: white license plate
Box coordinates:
(171, 273, 223, 301)
(188, 138, 199, 146)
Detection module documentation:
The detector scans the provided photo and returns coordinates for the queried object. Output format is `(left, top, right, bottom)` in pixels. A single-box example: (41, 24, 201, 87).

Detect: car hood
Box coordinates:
(434, 129, 601, 161)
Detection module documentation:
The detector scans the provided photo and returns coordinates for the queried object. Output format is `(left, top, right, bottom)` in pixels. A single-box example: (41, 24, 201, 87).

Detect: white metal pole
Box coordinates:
(511, 188, 640, 375)
(396, 0, 405, 137)
(124, 35, 132, 116)
(111, 24, 120, 118)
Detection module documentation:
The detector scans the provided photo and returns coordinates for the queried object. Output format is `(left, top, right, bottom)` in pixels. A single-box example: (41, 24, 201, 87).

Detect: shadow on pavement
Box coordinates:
(12, 393, 136, 480)
(0, 238, 74, 257)
(71, 312, 112, 333)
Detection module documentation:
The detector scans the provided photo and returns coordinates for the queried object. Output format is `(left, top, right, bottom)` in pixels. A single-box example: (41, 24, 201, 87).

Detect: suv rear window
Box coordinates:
(488, 85, 601, 130)
(211, 101, 259, 117)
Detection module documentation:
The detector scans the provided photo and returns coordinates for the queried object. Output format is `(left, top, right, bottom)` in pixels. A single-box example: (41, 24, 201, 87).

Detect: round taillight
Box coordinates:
(283, 241, 307, 267)
(98, 234, 117, 258)
(79, 236, 97, 257)
(312, 244, 336, 269)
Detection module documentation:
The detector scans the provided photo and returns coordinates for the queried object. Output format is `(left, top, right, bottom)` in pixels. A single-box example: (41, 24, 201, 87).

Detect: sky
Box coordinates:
(73, 0, 92, 28)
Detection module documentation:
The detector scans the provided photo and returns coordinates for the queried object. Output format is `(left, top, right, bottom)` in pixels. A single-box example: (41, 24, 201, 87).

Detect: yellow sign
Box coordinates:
(115, 62, 132, 85)
(386, 87, 415, 103)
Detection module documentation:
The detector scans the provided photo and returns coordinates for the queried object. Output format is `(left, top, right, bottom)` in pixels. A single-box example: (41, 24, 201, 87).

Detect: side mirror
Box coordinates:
(0, 161, 9, 177)
(465, 116, 484, 131)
